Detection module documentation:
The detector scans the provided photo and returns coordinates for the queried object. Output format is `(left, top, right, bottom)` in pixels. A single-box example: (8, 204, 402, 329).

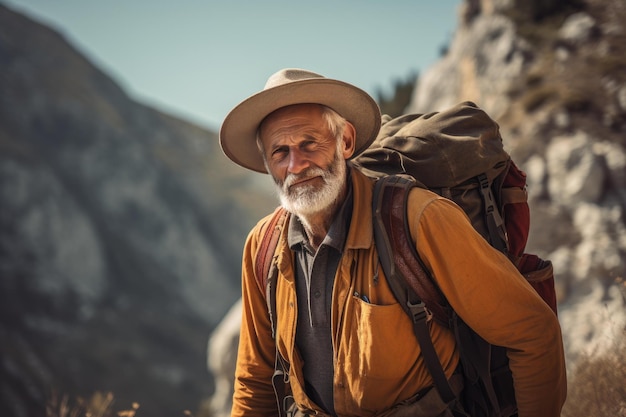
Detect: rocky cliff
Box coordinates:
(207, 0, 626, 415)
(409, 0, 626, 359)
(0, 4, 276, 416)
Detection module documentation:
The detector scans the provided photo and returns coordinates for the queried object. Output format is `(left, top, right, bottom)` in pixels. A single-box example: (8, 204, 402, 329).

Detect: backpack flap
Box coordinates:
(353, 101, 512, 253)
(354, 101, 510, 188)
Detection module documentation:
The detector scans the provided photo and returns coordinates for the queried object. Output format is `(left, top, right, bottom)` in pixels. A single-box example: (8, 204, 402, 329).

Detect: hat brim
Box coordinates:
(219, 78, 381, 173)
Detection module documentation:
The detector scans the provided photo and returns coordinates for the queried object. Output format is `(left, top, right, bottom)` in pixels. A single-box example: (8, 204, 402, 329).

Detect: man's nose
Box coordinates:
(287, 148, 310, 174)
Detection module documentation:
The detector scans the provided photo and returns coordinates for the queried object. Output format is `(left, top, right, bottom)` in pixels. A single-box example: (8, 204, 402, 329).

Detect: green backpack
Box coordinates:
(255, 101, 557, 417)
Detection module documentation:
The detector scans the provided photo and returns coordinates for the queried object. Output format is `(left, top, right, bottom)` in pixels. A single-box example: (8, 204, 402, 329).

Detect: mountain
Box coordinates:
(0, 4, 277, 416)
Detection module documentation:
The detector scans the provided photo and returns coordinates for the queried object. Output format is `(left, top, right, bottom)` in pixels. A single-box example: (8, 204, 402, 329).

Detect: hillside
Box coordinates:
(0, 4, 276, 416)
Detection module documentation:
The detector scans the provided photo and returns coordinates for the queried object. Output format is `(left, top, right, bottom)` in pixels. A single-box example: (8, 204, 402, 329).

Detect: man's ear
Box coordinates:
(341, 122, 357, 159)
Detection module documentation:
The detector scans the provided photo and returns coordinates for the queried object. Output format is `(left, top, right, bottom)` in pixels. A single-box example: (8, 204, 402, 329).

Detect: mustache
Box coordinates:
(281, 167, 326, 190)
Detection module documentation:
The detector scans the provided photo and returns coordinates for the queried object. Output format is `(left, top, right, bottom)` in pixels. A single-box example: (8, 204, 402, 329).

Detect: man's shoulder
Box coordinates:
(406, 184, 444, 209)
(352, 169, 453, 219)
(403, 184, 470, 227)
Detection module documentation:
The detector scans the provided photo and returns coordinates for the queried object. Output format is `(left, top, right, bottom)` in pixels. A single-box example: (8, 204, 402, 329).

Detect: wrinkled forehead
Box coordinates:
(258, 103, 329, 139)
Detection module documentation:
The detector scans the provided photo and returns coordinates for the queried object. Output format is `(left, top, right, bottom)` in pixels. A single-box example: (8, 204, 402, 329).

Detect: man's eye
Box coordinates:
(272, 148, 288, 159)
(302, 141, 316, 150)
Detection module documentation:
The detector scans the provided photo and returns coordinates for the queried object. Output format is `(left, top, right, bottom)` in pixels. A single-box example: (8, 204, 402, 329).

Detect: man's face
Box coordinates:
(258, 104, 354, 216)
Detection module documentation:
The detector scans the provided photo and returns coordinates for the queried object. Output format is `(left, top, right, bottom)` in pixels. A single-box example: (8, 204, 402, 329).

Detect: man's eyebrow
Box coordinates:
(268, 124, 326, 140)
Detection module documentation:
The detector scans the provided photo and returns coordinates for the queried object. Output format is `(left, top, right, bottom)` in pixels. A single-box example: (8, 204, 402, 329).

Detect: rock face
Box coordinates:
(0, 4, 276, 417)
(408, 0, 626, 364)
(207, 0, 626, 415)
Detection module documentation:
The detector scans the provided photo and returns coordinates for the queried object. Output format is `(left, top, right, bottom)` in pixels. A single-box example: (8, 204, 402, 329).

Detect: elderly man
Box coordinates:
(219, 68, 566, 417)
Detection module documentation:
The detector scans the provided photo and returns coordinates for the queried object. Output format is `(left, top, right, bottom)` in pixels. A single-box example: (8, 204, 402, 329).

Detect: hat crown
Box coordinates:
(264, 68, 324, 89)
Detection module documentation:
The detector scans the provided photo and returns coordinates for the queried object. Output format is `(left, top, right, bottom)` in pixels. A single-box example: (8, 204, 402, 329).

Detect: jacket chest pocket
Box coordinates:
(349, 298, 419, 379)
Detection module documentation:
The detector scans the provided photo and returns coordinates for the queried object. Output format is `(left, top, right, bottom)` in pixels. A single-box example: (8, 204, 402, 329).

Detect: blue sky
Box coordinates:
(5, 0, 461, 130)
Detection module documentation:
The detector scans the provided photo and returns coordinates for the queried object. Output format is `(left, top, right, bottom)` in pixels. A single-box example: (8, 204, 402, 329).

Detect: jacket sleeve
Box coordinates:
(231, 220, 281, 417)
(408, 193, 567, 417)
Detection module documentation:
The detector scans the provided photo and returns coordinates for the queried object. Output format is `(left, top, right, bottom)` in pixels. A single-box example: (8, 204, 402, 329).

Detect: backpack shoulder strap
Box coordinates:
(372, 175, 451, 325)
(372, 175, 457, 405)
(373, 175, 507, 415)
(477, 171, 509, 254)
(255, 206, 289, 340)
(255, 207, 295, 416)
(255, 206, 289, 295)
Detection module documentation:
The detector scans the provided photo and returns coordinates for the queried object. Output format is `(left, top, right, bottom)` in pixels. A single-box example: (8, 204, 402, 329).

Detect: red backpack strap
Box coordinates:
(255, 207, 294, 414)
(373, 175, 451, 326)
(500, 160, 530, 258)
(372, 175, 458, 405)
(255, 206, 289, 294)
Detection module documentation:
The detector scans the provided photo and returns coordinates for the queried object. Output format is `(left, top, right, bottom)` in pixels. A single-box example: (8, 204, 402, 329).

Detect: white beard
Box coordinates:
(273, 146, 346, 217)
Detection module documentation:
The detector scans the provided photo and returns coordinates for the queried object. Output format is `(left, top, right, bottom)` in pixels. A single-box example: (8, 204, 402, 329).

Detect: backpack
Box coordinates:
(354, 102, 557, 315)
(254, 101, 557, 417)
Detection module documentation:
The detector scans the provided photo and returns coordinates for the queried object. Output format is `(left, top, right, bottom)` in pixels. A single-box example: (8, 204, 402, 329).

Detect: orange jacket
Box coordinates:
(232, 168, 566, 417)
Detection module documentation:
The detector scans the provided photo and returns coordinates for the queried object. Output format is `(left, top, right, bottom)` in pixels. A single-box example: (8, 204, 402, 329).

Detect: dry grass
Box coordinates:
(519, 83, 559, 113)
(561, 304, 626, 417)
(46, 391, 140, 417)
(46, 391, 198, 417)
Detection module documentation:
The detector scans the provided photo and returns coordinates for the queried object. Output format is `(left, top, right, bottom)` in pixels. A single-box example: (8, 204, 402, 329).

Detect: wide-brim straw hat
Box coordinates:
(219, 68, 381, 173)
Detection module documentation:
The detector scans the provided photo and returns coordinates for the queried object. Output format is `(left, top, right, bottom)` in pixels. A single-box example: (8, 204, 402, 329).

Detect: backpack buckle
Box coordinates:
(407, 300, 430, 324)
